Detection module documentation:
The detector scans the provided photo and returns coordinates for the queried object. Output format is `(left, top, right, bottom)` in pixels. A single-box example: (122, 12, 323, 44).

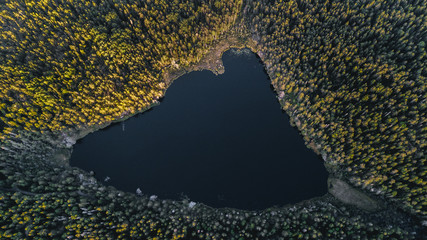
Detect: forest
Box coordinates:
(244, 0, 425, 217)
(0, 0, 241, 136)
(0, 0, 425, 239)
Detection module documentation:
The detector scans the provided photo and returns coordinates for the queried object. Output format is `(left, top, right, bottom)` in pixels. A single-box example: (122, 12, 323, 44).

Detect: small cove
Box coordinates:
(70, 49, 328, 210)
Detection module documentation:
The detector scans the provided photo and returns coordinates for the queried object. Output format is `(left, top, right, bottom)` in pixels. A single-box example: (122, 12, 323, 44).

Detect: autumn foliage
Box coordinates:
(0, 0, 425, 239)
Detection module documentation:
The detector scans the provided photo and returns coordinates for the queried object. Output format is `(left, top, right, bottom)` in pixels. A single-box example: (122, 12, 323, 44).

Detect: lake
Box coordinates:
(70, 49, 328, 210)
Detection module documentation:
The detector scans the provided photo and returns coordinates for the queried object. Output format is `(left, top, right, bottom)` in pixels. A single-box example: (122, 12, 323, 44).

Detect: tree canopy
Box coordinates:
(0, 0, 425, 239)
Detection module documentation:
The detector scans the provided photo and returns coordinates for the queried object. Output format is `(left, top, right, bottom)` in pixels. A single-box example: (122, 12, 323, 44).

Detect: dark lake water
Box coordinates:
(70, 49, 328, 210)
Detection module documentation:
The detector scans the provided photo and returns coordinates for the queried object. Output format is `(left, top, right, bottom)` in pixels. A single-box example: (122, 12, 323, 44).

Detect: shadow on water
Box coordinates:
(71, 48, 328, 210)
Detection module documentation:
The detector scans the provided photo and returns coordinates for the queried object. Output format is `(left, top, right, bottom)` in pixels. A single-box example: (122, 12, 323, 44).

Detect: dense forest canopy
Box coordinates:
(0, 0, 425, 239)
(0, 0, 241, 136)
(245, 0, 426, 216)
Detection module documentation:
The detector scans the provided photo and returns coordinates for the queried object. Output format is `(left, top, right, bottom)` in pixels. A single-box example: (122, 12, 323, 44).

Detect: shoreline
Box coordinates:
(1, 13, 421, 234)
(45, 23, 385, 215)
(52, 23, 257, 164)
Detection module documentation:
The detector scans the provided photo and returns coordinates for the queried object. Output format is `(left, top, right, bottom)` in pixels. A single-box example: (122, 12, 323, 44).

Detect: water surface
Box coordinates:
(70, 49, 328, 210)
